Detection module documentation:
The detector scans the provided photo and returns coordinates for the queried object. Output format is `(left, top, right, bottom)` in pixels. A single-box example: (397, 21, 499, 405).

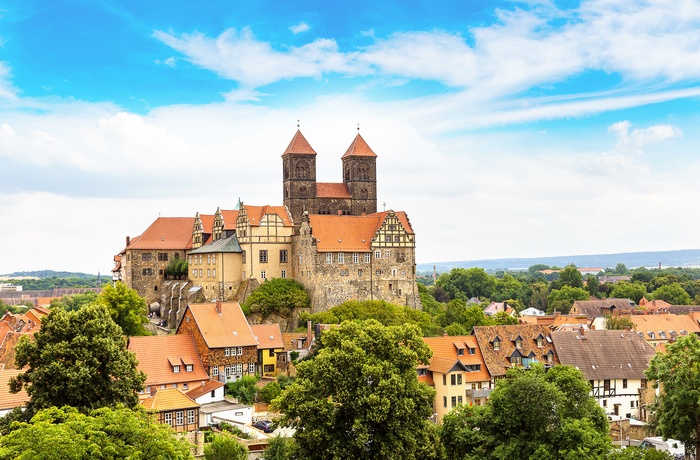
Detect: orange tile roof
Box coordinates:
(183, 302, 257, 349)
(422, 335, 490, 382)
(316, 182, 351, 199)
(128, 217, 195, 250)
(221, 210, 239, 230)
(186, 380, 225, 400)
(0, 369, 29, 410)
(200, 214, 215, 233)
(251, 324, 284, 349)
(244, 205, 293, 227)
(0, 330, 36, 370)
(141, 388, 199, 412)
(281, 332, 310, 352)
(308, 210, 414, 252)
(282, 129, 317, 156)
(341, 133, 377, 158)
(128, 335, 209, 387)
(417, 373, 435, 386)
(629, 314, 700, 341)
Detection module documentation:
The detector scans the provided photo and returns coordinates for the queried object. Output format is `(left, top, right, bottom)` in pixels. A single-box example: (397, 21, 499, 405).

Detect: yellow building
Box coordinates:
(251, 323, 286, 377)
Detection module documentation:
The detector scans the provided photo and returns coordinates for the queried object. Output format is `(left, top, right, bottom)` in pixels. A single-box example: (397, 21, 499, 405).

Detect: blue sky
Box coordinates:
(1, 0, 700, 274)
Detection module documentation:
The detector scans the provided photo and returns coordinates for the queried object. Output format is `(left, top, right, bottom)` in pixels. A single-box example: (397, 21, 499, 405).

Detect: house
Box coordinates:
(251, 324, 286, 377)
(472, 324, 559, 380)
(551, 329, 655, 420)
(186, 380, 226, 406)
(187, 231, 243, 302)
(519, 307, 545, 317)
(0, 307, 49, 370)
(570, 298, 636, 330)
(638, 298, 671, 313)
(176, 301, 258, 382)
(127, 335, 210, 397)
(483, 302, 516, 317)
(421, 335, 491, 423)
(0, 369, 29, 416)
(141, 388, 200, 433)
(628, 314, 700, 348)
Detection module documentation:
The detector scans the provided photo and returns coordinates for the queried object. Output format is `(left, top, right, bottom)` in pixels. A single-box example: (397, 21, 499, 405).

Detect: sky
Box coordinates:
(1, 0, 700, 275)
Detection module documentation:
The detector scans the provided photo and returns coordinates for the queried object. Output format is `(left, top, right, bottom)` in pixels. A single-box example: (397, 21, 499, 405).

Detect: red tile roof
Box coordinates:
(341, 133, 377, 158)
(251, 324, 284, 350)
(200, 214, 215, 233)
(186, 380, 225, 400)
(244, 205, 293, 227)
(128, 217, 195, 250)
(282, 130, 317, 156)
(308, 211, 414, 252)
(128, 335, 209, 387)
(221, 210, 239, 230)
(182, 302, 257, 349)
(423, 335, 490, 382)
(141, 388, 199, 412)
(0, 369, 29, 410)
(316, 183, 351, 199)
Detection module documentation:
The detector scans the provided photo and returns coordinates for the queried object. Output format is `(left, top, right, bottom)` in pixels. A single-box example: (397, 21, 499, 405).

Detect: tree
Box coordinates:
(96, 282, 150, 336)
(204, 435, 247, 460)
(492, 311, 519, 325)
(441, 364, 610, 460)
(436, 268, 495, 301)
(264, 436, 298, 460)
(259, 381, 281, 403)
(274, 320, 442, 460)
(646, 334, 700, 458)
(585, 275, 600, 298)
(559, 264, 584, 289)
(547, 286, 590, 314)
(226, 375, 259, 405)
(609, 282, 647, 305)
(49, 292, 98, 312)
(242, 278, 310, 317)
(492, 274, 527, 303)
(0, 405, 193, 459)
(10, 304, 146, 414)
(605, 314, 635, 330)
(651, 283, 692, 305)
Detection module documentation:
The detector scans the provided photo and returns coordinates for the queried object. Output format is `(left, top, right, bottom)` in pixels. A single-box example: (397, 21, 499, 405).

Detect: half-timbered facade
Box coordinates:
(141, 388, 200, 433)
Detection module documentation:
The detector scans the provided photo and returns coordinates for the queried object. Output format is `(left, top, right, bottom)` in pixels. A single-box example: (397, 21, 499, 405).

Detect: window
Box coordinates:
(212, 254, 216, 264)
(176, 411, 183, 426)
(142, 253, 152, 262)
(358, 269, 363, 276)
(394, 235, 400, 242)
(451, 396, 457, 407)
(211, 390, 216, 397)
(280, 250, 288, 263)
(640, 379, 647, 389)
(401, 270, 406, 277)
(225, 348, 230, 356)
(364, 253, 371, 263)
(376, 270, 381, 276)
(391, 269, 397, 277)
(164, 412, 173, 426)
(237, 347, 242, 355)
(269, 349, 275, 357)
(338, 253, 345, 263)
(188, 256, 192, 265)
(225, 367, 231, 378)
(207, 269, 211, 277)
(604, 380, 610, 392)
(623, 379, 628, 389)
(457, 374, 462, 385)
(326, 253, 333, 264)
(451, 374, 456, 385)
(603, 399, 607, 407)
(242, 251, 246, 263)
(384, 250, 391, 258)
(443, 396, 447, 408)
(186, 364, 193, 372)
(515, 338, 522, 348)
(299, 254, 303, 264)
(183, 383, 188, 390)
(281, 270, 286, 278)
(237, 363, 243, 374)
(187, 410, 195, 424)
(375, 250, 381, 259)
(469, 347, 475, 355)
(207, 255, 211, 264)
(199, 255, 203, 264)
(173, 365, 180, 373)
(158, 253, 168, 261)
(385, 235, 391, 242)
(457, 348, 464, 356)
(142, 268, 153, 276)
(261, 271, 266, 279)
(249, 363, 255, 373)
(458, 395, 463, 405)
(212, 269, 216, 278)
(493, 340, 500, 351)
(212, 366, 219, 376)
(537, 337, 544, 347)
(353, 253, 359, 263)
(443, 375, 447, 386)
(630, 400, 635, 408)
(198, 269, 202, 277)
(259, 250, 268, 263)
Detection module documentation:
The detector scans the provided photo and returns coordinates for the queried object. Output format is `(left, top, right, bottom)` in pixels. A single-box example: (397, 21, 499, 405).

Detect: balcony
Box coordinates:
(466, 388, 492, 398)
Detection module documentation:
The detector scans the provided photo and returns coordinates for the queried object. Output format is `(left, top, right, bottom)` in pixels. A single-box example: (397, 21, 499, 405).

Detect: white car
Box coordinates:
(640, 437, 685, 459)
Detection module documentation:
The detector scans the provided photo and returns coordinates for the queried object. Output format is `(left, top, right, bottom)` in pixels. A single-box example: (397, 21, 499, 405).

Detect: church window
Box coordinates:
(326, 253, 333, 264)
(365, 253, 371, 263)
(259, 250, 268, 263)
(353, 253, 359, 263)
(338, 253, 345, 263)
(375, 250, 381, 259)
(296, 162, 309, 178)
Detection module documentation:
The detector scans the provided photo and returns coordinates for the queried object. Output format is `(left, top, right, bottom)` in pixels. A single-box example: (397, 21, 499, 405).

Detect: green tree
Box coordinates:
(274, 320, 442, 460)
(651, 283, 692, 305)
(445, 322, 468, 336)
(585, 275, 600, 298)
(646, 334, 700, 458)
(441, 364, 610, 460)
(49, 292, 98, 312)
(10, 304, 146, 414)
(559, 264, 584, 289)
(204, 435, 247, 460)
(492, 274, 527, 304)
(529, 282, 549, 311)
(242, 278, 310, 317)
(547, 286, 590, 314)
(263, 436, 298, 460)
(436, 268, 495, 301)
(609, 282, 648, 305)
(605, 314, 635, 330)
(492, 311, 519, 325)
(607, 447, 674, 459)
(0, 405, 193, 459)
(226, 375, 260, 405)
(96, 282, 150, 336)
(418, 283, 442, 316)
(164, 258, 189, 278)
(259, 381, 282, 403)
(528, 264, 550, 275)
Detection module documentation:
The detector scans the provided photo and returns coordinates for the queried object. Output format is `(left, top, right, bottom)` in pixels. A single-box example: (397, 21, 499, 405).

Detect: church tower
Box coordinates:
(342, 132, 377, 215)
(282, 130, 317, 224)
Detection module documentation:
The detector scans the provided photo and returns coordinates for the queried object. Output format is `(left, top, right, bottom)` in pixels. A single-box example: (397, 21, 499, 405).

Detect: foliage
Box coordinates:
(609, 282, 648, 305)
(96, 282, 150, 336)
(492, 311, 519, 325)
(164, 258, 189, 278)
(547, 286, 590, 314)
(2, 276, 98, 290)
(226, 375, 260, 405)
(277, 374, 295, 390)
(651, 283, 692, 305)
(604, 314, 635, 330)
(445, 322, 469, 336)
(607, 447, 674, 459)
(242, 278, 310, 317)
(492, 274, 528, 304)
(263, 435, 299, 460)
(418, 283, 442, 316)
(585, 275, 600, 298)
(204, 434, 247, 460)
(274, 320, 442, 460)
(0, 405, 194, 459)
(557, 264, 584, 289)
(10, 304, 146, 415)
(440, 364, 610, 460)
(436, 268, 495, 301)
(260, 381, 282, 403)
(0, 300, 27, 318)
(49, 291, 98, 312)
(218, 421, 251, 439)
(528, 282, 549, 311)
(646, 334, 700, 458)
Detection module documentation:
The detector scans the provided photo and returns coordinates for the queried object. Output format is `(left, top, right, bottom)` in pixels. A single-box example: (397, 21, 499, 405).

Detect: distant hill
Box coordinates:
(0, 270, 98, 280)
(418, 249, 700, 274)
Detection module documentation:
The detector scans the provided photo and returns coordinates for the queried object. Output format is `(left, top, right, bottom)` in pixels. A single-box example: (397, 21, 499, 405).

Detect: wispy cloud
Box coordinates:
(290, 21, 310, 34)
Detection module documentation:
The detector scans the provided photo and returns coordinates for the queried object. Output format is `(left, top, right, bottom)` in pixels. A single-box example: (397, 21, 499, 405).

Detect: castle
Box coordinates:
(113, 129, 420, 328)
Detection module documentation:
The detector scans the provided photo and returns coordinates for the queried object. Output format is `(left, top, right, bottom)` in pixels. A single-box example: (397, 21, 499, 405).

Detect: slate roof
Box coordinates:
(251, 324, 284, 350)
(0, 369, 28, 411)
(628, 314, 700, 341)
(422, 335, 490, 382)
(127, 217, 195, 250)
(341, 133, 377, 158)
(181, 302, 257, 349)
(282, 130, 317, 156)
(308, 210, 414, 252)
(473, 325, 559, 378)
(128, 335, 209, 387)
(316, 182, 352, 199)
(188, 233, 242, 254)
(186, 380, 225, 400)
(668, 305, 699, 315)
(551, 330, 655, 380)
(141, 388, 199, 412)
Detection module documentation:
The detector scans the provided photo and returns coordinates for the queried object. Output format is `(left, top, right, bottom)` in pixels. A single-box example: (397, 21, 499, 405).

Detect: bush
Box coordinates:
(226, 375, 260, 405)
(204, 434, 247, 460)
(260, 382, 282, 403)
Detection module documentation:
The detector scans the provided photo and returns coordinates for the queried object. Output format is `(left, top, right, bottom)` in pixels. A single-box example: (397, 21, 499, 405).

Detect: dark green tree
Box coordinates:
(259, 381, 281, 403)
(647, 334, 700, 458)
(605, 314, 635, 330)
(559, 264, 584, 289)
(274, 320, 442, 460)
(49, 291, 98, 312)
(226, 375, 259, 405)
(242, 278, 310, 317)
(436, 268, 495, 301)
(547, 286, 590, 314)
(585, 275, 600, 298)
(263, 435, 298, 460)
(651, 283, 692, 305)
(9, 304, 146, 414)
(0, 405, 193, 459)
(96, 282, 150, 336)
(609, 282, 647, 305)
(204, 435, 247, 460)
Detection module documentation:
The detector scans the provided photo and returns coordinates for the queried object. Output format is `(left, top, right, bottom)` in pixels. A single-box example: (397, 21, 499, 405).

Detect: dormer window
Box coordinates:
(493, 339, 500, 351)
(173, 365, 180, 373)
(186, 364, 193, 372)
(515, 338, 522, 349)
(468, 347, 475, 355)
(537, 337, 543, 347)
(648, 331, 655, 339)
(457, 348, 464, 356)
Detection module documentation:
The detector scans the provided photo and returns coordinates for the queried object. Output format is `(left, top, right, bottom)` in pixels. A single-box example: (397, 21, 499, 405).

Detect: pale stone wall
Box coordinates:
(125, 249, 186, 304)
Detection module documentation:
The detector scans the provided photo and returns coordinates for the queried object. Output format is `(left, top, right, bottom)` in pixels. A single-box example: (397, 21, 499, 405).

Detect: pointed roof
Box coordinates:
(141, 388, 199, 412)
(342, 133, 377, 158)
(282, 130, 317, 157)
(127, 217, 195, 250)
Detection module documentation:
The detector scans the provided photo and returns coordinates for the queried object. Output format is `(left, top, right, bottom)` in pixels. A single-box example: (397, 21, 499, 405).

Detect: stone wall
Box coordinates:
(126, 249, 186, 304)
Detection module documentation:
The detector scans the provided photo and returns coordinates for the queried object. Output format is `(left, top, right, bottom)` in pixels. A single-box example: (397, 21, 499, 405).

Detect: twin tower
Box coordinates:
(282, 130, 378, 225)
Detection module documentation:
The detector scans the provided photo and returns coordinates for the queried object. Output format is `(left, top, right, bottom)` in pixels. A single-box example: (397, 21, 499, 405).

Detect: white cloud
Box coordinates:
(609, 120, 682, 156)
(289, 21, 310, 34)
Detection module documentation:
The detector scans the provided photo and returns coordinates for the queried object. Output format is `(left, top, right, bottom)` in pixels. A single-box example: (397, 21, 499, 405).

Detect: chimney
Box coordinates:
(337, 210, 343, 216)
(215, 300, 222, 314)
(579, 326, 585, 336)
(126, 236, 131, 246)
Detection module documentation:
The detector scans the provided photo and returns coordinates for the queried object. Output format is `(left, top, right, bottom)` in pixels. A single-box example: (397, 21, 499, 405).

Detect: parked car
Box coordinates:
(253, 420, 274, 433)
(640, 437, 685, 459)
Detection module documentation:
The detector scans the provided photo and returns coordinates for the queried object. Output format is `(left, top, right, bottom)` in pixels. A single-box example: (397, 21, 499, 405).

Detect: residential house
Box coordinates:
(483, 302, 516, 317)
(127, 335, 210, 397)
(141, 388, 200, 433)
(187, 232, 243, 302)
(628, 314, 700, 348)
(0, 307, 49, 370)
(176, 301, 258, 382)
(0, 369, 29, 416)
(638, 298, 671, 314)
(251, 324, 286, 377)
(237, 204, 294, 283)
(421, 335, 491, 423)
(551, 329, 655, 420)
(472, 324, 559, 380)
(519, 307, 545, 317)
(570, 298, 636, 330)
